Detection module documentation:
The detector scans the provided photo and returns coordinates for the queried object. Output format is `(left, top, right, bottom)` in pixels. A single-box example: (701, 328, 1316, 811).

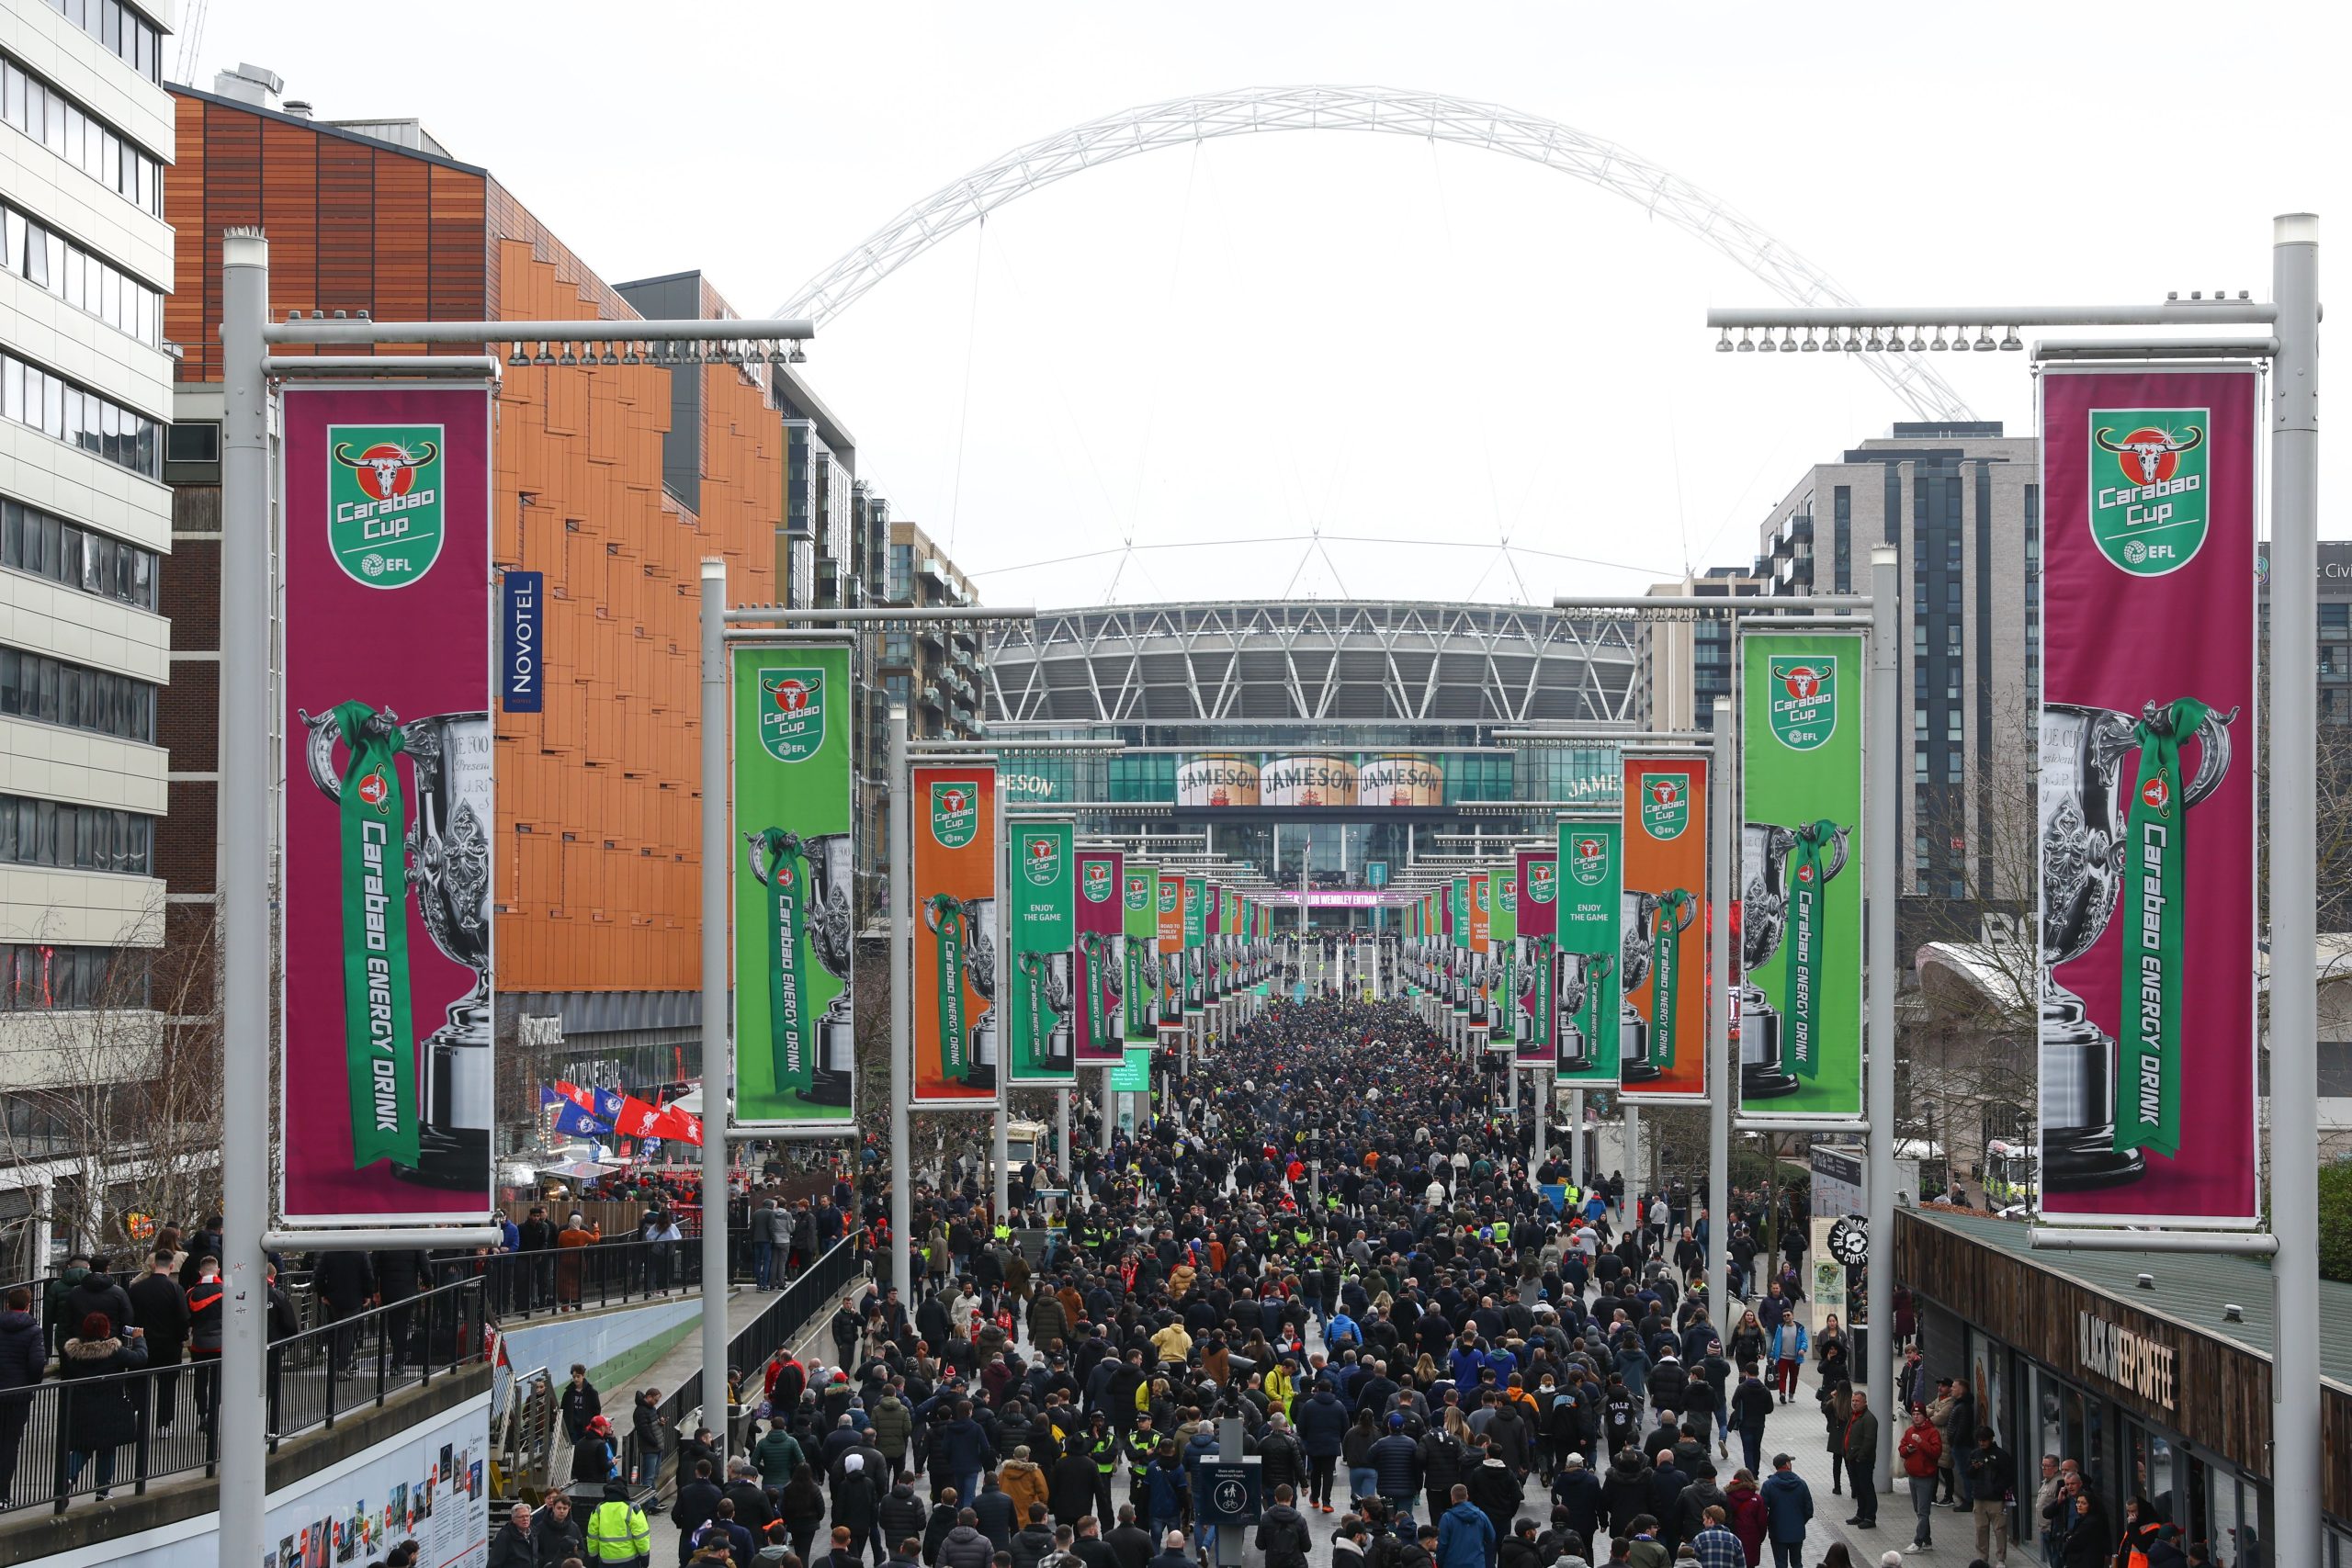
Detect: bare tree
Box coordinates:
(0, 897, 224, 1256)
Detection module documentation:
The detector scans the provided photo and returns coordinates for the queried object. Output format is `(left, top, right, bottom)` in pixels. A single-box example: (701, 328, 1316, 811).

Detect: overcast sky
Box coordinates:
(189, 2, 2347, 609)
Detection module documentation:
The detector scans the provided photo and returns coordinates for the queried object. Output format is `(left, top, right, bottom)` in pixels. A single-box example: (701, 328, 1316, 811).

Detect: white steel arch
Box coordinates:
(775, 85, 1973, 423)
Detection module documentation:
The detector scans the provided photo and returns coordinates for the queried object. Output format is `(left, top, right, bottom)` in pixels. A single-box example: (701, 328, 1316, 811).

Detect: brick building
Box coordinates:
(163, 67, 781, 1097)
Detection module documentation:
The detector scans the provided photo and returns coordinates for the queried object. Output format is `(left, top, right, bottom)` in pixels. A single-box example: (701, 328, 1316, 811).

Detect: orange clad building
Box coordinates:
(162, 73, 781, 1082)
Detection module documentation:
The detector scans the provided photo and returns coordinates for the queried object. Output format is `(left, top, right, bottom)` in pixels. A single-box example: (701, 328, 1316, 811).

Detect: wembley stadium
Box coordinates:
(978, 601, 1645, 923)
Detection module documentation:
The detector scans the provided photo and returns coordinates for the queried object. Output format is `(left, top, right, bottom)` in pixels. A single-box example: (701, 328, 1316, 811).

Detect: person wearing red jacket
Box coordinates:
(1897, 1404, 1945, 1551)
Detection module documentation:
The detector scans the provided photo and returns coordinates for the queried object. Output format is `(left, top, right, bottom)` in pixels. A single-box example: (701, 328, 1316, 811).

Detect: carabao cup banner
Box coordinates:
(1156, 873, 1183, 1024)
(1489, 870, 1517, 1045)
(1514, 848, 1556, 1063)
(1008, 820, 1078, 1085)
(912, 762, 1001, 1106)
(1077, 849, 1126, 1064)
(1124, 864, 1160, 1041)
(1555, 819, 1622, 1086)
(1737, 640, 1861, 1118)
(1619, 756, 1710, 1100)
(1182, 875, 1206, 1013)
(2040, 368, 2258, 1225)
(732, 642, 858, 1132)
(282, 385, 494, 1225)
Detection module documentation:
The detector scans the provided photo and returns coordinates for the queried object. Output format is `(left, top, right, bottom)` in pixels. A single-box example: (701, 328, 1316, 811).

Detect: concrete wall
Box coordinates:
(493, 1293, 701, 1412)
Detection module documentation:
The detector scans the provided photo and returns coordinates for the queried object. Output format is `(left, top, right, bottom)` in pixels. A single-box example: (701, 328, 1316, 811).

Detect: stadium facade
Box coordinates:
(980, 600, 1640, 928)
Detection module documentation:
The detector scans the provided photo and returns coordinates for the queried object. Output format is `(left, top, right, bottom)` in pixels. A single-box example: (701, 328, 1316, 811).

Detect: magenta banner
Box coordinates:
(281, 385, 496, 1225)
(2038, 367, 2259, 1226)
(1514, 846, 1556, 1064)
(1074, 849, 1125, 1064)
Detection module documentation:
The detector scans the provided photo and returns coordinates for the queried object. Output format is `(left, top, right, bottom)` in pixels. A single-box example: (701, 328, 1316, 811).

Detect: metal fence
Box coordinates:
(0, 1275, 487, 1516)
(634, 1235, 865, 1486)
(447, 1237, 705, 1324)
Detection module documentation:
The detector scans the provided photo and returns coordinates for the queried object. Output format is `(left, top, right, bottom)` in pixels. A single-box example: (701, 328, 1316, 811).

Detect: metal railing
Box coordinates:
(0, 1276, 486, 1517)
(635, 1235, 866, 1488)
(443, 1237, 705, 1323)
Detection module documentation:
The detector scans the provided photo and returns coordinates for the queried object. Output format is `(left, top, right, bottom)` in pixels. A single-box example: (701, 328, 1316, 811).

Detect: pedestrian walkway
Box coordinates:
(1752, 1357, 1995, 1566)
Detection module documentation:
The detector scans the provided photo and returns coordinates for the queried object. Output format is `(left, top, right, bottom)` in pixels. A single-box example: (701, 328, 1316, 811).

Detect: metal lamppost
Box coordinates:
(1702, 220, 2321, 1552)
(217, 238, 819, 1562)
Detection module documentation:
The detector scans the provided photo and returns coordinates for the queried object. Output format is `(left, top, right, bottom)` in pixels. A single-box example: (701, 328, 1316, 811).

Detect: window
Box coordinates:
(0, 53, 164, 215)
(1, 202, 164, 345)
(0, 646, 156, 741)
(0, 353, 159, 478)
(0, 793, 153, 874)
(42, 0, 163, 83)
(0, 942, 148, 1010)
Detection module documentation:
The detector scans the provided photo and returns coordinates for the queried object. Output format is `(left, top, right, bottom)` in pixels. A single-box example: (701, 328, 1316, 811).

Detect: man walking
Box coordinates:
(1758, 1453, 1813, 1568)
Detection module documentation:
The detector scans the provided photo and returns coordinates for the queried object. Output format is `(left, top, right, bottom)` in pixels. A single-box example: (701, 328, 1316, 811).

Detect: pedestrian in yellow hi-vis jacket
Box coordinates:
(585, 1482, 651, 1564)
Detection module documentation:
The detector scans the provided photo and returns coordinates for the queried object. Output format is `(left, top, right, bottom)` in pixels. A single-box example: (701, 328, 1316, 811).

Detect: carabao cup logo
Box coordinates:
(1082, 861, 1114, 903)
(1125, 874, 1150, 911)
(1475, 879, 1490, 913)
(1499, 878, 1517, 914)
(1768, 657, 1837, 751)
(1638, 773, 1690, 840)
(757, 668, 827, 763)
(1159, 882, 1180, 914)
(2090, 408, 2209, 577)
(328, 424, 445, 588)
(1023, 832, 1062, 887)
(1568, 835, 1609, 888)
(930, 783, 979, 849)
(1525, 862, 1557, 905)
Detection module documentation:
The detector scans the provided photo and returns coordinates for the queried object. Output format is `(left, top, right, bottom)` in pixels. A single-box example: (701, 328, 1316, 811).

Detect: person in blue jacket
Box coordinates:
(1758, 1452, 1815, 1568)
(1436, 1482, 1498, 1568)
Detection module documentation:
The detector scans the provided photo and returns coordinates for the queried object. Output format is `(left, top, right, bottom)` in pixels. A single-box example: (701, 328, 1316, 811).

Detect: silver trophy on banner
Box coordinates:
(923, 895, 1000, 1090)
(1515, 939, 1540, 1042)
(1736, 822, 1849, 1101)
(744, 829, 856, 1105)
(2040, 700, 2234, 1190)
(1556, 949, 1613, 1073)
(1618, 889, 1694, 1082)
(1021, 949, 1076, 1075)
(302, 705, 492, 1190)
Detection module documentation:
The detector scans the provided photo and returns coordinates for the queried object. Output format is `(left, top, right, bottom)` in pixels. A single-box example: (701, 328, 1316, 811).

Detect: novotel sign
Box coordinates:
(2076, 1310, 2177, 1411)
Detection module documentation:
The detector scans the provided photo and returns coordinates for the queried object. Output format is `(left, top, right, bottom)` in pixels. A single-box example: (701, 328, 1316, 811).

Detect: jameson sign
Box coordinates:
(1513, 850, 1555, 1063)
(2040, 368, 2258, 1225)
(282, 385, 494, 1225)
(1076, 849, 1126, 1065)
(913, 763, 1001, 1106)
(1555, 820, 1621, 1086)
(1740, 635, 1862, 1118)
(732, 642, 857, 1131)
(1125, 866, 1160, 1042)
(1009, 822, 1078, 1084)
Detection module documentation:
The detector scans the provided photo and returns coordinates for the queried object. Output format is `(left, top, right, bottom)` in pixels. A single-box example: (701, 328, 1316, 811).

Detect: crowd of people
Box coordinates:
(551, 994, 1913, 1568)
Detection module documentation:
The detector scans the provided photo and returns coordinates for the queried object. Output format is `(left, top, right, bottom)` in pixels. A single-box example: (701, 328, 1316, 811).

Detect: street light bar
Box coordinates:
(266, 314, 817, 344)
(2033, 337, 2279, 361)
(1705, 300, 2275, 330)
(1494, 728, 1713, 742)
(724, 605, 1031, 623)
(264, 1227, 507, 1251)
(264, 355, 503, 377)
(2029, 1228, 2278, 1257)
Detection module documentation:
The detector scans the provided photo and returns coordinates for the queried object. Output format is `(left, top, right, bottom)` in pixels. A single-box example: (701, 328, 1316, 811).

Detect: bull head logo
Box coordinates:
(2096, 424, 2204, 487)
(1781, 666, 1823, 701)
(334, 440, 440, 502)
(763, 673, 817, 712)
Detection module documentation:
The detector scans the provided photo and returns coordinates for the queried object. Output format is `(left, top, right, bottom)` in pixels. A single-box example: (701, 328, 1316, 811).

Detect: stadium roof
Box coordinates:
(983, 600, 1639, 728)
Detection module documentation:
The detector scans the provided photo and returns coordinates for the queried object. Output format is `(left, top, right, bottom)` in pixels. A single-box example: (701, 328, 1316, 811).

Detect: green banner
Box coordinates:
(732, 643, 857, 1128)
(1556, 819, 1622, 1084)
(1182, 875, 1206, 1013)
(1124, 864, 1159, 1042)
(1741, 631, 1864, 1116)
(1009, 820, 1078, 1084)
(1110, 1044, 1153, 1093)
(2118, 697, 2210, 1156)
(327, 701, 421, 1168)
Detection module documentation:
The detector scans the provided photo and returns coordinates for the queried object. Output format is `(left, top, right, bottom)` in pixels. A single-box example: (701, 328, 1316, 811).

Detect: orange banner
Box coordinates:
(911, 763, 1001, 1105)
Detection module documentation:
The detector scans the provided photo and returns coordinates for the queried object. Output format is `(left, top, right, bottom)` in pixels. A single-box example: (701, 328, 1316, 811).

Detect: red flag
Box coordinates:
(614, 1095, 663, 1140)
(650, 1105, 704, 1145)
(552, 1080, 595, 1111)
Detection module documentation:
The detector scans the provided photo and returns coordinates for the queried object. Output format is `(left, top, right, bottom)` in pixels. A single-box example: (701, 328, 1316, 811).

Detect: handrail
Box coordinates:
(0, 1275, 488, 1517)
